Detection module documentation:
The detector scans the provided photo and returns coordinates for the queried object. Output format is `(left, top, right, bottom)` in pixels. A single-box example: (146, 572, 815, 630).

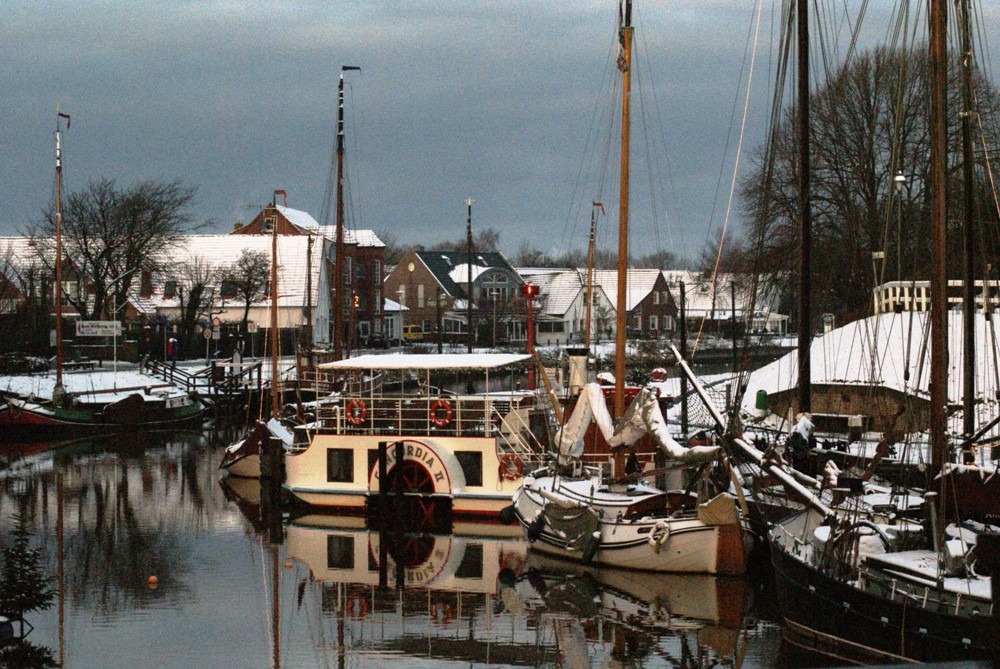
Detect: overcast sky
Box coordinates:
(3, 1, 998, 264)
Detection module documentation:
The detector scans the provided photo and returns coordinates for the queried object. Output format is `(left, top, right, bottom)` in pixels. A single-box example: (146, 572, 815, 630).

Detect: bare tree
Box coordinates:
(741, 46, 1000, 325)
(174, 257, 217, 356)
(219, 249, 269, 336)
(29, 178, 196, 321)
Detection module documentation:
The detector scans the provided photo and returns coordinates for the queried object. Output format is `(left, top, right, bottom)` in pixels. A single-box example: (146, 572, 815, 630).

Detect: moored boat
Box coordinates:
(283, 353, 550, 521)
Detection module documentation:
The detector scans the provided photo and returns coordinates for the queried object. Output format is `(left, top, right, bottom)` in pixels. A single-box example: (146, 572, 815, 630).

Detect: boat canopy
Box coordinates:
(317, 353, 531, 371)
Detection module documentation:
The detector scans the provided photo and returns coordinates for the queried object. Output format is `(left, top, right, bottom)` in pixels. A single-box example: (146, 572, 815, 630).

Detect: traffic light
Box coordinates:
(521, 282, 538, 298)
(352, 293, 360, 308)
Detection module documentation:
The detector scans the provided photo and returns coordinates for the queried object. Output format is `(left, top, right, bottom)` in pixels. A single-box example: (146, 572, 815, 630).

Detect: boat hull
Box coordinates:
(770, 511, 995, 663)
(0, 395, 206, 434)
(283, 433, 527, 520)
(512, 475, 747, 574)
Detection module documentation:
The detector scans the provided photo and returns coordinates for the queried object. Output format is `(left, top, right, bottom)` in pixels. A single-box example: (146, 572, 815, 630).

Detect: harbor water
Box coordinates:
(0, 428, 799, 669)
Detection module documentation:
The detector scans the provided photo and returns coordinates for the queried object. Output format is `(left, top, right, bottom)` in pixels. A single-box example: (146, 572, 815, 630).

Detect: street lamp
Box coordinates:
(491, 289, 499, 348)
(894, 171, 906, 311)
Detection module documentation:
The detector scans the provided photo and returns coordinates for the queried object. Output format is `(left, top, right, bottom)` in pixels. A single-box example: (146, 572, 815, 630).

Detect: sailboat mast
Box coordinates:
(270, 191, 281, 421)
(585, 204, 598, 348)
(929, 0, 948, 470)
(795, 0, 811, 415)
(54, 110, 65, 388)
(958, 0, 976, 440)
(613, 0, 633, 418)
(334, 70, 347, 361)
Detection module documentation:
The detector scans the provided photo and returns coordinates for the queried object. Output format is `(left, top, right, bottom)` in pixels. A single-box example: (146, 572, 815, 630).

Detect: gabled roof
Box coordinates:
(415, 250, 519, 298)
(517, 268, 589, 317)
(590, 269, 662, 311)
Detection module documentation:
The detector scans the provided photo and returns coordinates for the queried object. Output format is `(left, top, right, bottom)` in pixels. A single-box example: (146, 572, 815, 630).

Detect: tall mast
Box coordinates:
(613, 0, 633, 418)
(795, 0, 812, 415)
(270, 190, 281, 420)
(585, 203, 600, 348)
(466, 197, 475, 353)
(334, 66, 360, 361)
(929, 0, 948, 471)
(54, 108, 68, 389)
(958, 0, 976, 440)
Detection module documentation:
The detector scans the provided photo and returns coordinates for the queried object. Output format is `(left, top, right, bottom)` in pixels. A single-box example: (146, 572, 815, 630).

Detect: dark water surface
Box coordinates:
(0, 429, 798, 669)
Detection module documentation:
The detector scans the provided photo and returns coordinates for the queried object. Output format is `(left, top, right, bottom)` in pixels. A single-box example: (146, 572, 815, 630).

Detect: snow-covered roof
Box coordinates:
(318, 353, 531, 371)
(145, 234, 323, 309)
(315, 226, 385, 247)
(590, 269, 660, 311)
(275, 205, 321, 232)
(741, 312, 1000, 420)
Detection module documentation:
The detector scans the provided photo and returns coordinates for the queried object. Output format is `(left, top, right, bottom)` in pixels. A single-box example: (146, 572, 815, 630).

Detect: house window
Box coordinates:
(164, 280, 177, 298)
(342, 257, 352, 284)
(374, 288, 382, 314)
(418, 284, 425, 308)
(653, 291, 660, 305)
(649, 315, 658, 331)
(374, 260, 382, 281)
(220, 280, 237, 299)
(326, 448, 353, 482)
(262, 217, 275, 233)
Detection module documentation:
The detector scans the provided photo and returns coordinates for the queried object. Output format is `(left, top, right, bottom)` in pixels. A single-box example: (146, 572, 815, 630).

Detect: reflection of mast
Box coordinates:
(271, 543, 280, 669)
(57, 475, 64, 667)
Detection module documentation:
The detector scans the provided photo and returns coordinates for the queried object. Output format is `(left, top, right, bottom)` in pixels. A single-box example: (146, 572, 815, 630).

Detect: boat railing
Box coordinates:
(313, 394, 538, 441)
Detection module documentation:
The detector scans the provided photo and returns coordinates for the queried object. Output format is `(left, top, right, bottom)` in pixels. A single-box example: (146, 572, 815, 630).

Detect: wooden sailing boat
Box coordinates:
(509, 1, 749, 575)
(0, 111, 204, 433)
(766, 1, 998, 661)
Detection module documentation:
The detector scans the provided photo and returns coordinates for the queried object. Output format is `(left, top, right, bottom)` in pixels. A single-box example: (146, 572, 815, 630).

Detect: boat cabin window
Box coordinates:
(455, 451, 483, 487)
(326, 535, 354, 569)
(326, 448, 353, 482)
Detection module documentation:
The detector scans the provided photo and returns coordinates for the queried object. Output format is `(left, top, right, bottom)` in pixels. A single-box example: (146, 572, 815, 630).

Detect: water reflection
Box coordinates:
(0, 430, 785, 668)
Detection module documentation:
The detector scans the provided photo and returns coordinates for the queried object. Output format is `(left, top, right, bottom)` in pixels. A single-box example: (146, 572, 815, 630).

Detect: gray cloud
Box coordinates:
(2, 1, 998, 264)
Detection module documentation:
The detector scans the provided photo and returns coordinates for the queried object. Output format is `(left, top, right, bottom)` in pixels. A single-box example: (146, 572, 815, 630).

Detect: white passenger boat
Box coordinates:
(283, 353, 550, 520)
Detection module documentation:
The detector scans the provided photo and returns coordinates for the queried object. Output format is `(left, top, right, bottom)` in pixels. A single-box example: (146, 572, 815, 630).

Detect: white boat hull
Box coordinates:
(512, 474, 746, 574)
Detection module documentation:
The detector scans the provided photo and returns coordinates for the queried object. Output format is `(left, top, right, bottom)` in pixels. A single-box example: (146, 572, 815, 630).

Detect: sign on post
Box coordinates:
(76, 321, 121, 337)
(203, 328, 213, 340)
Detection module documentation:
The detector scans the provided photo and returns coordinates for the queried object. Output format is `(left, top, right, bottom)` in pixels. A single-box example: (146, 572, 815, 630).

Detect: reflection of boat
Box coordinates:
(283, 353, 549, 520)
(514, 552, 747, 660)
(286, 514, 527, 591)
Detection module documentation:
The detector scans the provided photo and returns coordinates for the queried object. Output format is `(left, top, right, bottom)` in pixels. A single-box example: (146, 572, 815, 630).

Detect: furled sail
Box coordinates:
(554, 382, 720, 465)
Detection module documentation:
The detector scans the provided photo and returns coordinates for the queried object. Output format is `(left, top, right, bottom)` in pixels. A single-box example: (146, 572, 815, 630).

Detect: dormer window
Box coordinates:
(164, 280, 177, 298)
(220, 280, 237, 299)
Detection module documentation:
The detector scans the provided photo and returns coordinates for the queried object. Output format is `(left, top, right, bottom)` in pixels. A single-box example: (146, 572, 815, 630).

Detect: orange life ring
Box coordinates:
(431, 602, 453, 624)
(499, 454, 524, 481)
(346, 398, 367, 426)
(429, 399, 452, 427)
(347, 594, 368, 619)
